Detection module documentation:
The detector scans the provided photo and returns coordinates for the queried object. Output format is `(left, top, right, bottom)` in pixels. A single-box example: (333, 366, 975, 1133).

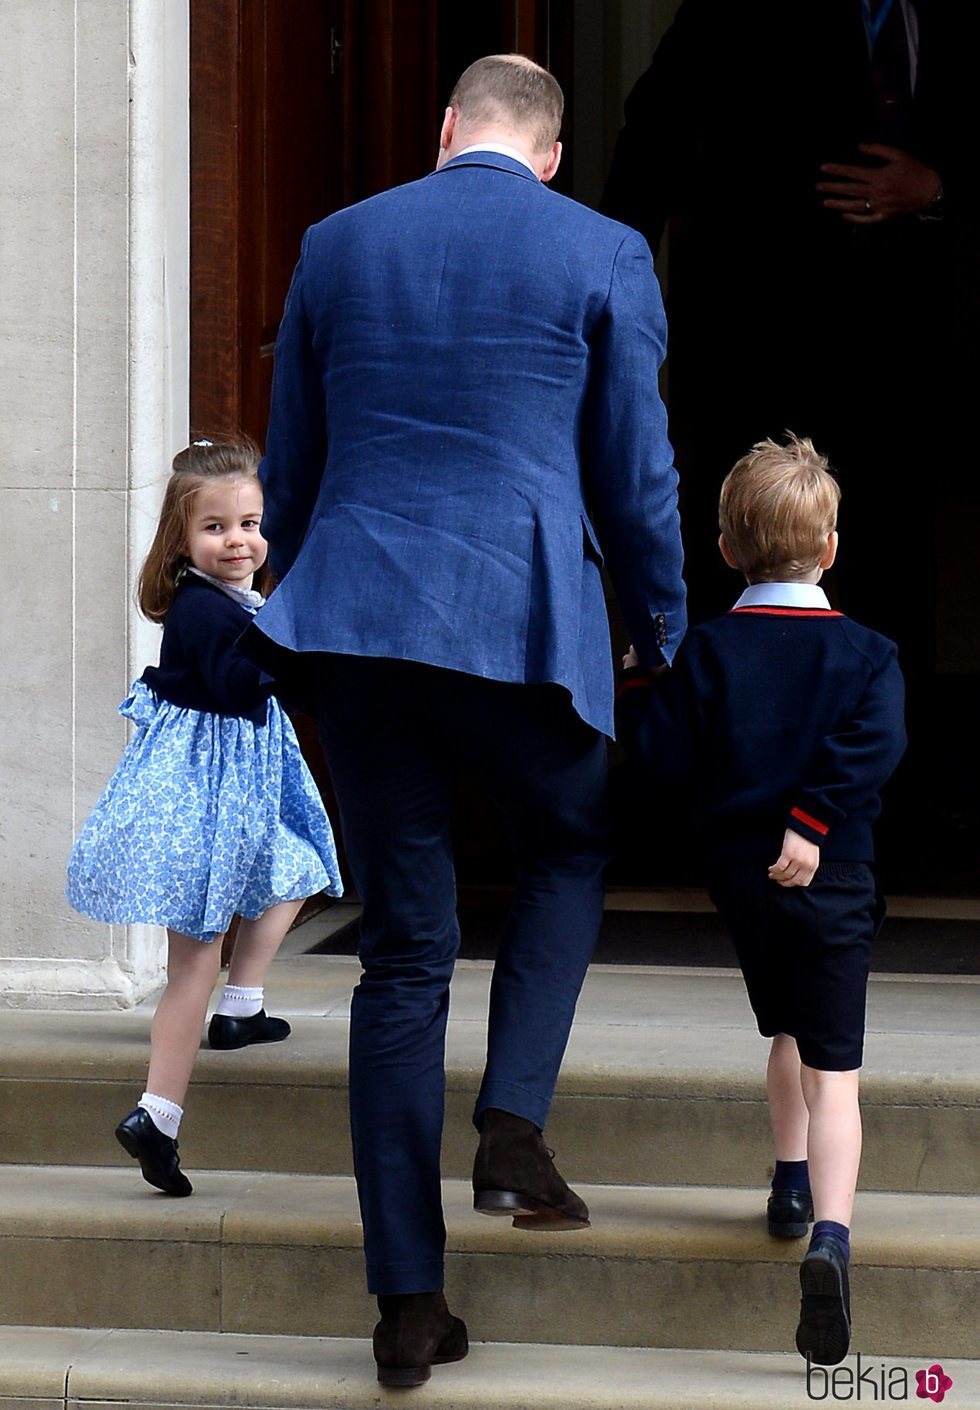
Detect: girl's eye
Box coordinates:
(204, 522, 222, 532)
(242, 519, 261, 529)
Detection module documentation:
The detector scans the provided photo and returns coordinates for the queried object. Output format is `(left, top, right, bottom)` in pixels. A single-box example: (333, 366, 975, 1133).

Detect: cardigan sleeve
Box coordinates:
(171, 591, 274, 717)
(786, 642, 907, 846)
(615, 640, 708, 788)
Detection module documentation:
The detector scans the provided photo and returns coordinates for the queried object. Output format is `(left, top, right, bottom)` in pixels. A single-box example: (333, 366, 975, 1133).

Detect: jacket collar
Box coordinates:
(433, 149, 540, 183)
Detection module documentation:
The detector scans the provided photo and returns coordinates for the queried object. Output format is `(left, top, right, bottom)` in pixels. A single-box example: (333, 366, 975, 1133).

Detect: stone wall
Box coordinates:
(0, 0, 189, 1007)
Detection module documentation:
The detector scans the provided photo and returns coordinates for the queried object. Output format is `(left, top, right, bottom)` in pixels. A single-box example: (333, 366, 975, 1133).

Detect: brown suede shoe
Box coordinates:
(373, 1291, 468, 1388)
(472, 1107, 590, 1230)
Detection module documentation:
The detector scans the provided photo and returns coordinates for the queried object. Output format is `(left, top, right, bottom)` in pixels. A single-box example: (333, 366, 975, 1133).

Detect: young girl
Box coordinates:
(67, 437, 342, 1197)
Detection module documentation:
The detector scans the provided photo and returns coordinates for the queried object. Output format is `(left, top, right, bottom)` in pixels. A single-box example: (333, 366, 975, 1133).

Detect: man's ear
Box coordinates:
(439, 106, 457, 154)
(539, 141, 562, 183)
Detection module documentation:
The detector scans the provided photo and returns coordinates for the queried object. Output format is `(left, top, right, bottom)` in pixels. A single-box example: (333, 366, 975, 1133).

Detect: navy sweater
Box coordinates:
(141, 575, 273, 724)
(617, 607, 907, 863)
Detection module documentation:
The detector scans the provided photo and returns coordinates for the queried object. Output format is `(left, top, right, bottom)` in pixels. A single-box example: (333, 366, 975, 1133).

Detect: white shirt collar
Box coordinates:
(185, 564, 266, 611)
(734, 582, 832, 610)
(453, 143, 537, 176)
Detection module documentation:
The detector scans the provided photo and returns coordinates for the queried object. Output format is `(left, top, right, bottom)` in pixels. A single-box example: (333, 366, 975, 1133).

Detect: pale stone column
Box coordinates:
(0, 0, 189, 1007)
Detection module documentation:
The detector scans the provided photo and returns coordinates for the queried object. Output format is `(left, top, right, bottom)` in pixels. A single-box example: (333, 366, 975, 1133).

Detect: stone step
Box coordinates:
(7, 1319, 980, 1410)
(2, 958, 977, 1193)
(2, 1324, 978, 1409)
(0, 1166, 976, 1358)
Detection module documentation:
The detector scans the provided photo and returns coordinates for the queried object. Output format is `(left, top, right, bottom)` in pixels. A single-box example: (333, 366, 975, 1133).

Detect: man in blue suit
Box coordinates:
(249, 54, 685, 1386)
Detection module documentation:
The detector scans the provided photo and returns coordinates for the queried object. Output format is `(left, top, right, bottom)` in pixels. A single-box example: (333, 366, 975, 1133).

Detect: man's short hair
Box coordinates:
(719, 433, 840, 582)
(449, 54, 563, 152)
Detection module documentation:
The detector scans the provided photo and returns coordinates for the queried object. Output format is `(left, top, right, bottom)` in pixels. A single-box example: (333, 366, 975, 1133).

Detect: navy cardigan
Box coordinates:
(617, 606, 907, 863)
(141, 575, 273, 725)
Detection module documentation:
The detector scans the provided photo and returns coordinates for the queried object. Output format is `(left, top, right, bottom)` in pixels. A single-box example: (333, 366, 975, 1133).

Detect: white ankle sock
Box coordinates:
(215, 984, 264, 1018)
(139, 1092, 183, 1140)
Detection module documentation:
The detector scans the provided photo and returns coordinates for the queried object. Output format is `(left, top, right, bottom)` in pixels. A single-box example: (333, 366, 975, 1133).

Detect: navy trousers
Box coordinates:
(315, 655, 609, 1294)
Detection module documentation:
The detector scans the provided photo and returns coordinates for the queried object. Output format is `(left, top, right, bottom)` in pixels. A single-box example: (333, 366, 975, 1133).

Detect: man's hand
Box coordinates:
(817, 143, 942, 224)
(622, 643, 668, 676)
(768, 830, 820, 888)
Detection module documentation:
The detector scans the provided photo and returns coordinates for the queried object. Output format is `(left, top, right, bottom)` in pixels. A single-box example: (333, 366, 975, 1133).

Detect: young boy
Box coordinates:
(618, 434, 906, 1365)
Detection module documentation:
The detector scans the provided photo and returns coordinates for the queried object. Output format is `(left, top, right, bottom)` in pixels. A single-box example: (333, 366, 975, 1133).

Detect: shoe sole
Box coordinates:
(796, 1252, 850, 1366)
(474, 1188, 590, 1230)
(376, 1346, 468, 1386)
(115, 1125, 193, 1198)
(769, 1219, 811, 1238)
(206, 1029, 291, 1051)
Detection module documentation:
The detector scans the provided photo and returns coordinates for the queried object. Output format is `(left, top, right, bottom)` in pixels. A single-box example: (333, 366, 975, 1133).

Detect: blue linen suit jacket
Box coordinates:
(251, 150, 686, 738)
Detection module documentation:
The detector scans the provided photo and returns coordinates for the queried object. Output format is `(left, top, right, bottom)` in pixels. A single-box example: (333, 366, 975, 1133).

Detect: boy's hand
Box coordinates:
(768, 830, 819, 887)
(621, 643, 668, 676)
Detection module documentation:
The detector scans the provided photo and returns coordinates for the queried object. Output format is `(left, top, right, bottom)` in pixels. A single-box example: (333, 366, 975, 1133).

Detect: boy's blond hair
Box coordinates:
(719, 433, 840, 582)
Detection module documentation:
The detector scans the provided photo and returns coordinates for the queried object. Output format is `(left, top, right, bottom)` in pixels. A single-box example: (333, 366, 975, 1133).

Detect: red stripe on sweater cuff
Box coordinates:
(790, 806, 829, 836)
(617, 675, 655, 696)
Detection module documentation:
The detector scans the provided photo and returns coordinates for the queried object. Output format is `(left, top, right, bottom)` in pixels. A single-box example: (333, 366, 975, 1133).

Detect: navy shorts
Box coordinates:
(708, 860, 885, 1071)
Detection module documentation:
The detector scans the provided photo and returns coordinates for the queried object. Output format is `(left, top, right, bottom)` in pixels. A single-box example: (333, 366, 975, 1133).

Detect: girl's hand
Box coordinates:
(622, 645, 640, 669)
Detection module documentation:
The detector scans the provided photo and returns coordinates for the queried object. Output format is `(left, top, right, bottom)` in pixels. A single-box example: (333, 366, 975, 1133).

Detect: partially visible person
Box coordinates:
(601, 0, 975, 663)
(618, 435, 906, 1365)
(67, 438, 342, 1197)
(246, 54, 686, 1387)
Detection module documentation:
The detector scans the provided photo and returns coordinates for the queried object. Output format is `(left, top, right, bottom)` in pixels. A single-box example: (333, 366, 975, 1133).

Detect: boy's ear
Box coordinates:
(820, 530, 839, 570)
(718, 533, 740, 570)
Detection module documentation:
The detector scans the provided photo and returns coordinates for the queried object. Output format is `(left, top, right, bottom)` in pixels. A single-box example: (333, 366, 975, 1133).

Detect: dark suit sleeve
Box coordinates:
(259, 227, 328, 580)
(786, 645, 907, 846)
(583, 229, 687, 667)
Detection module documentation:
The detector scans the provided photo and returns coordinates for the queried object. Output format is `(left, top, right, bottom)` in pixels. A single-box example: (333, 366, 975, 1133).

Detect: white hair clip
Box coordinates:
(192, 438, 214, 447)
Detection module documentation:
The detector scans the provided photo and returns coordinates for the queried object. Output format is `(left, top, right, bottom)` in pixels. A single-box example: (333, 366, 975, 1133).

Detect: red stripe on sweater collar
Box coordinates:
(729, 607, 844, 618)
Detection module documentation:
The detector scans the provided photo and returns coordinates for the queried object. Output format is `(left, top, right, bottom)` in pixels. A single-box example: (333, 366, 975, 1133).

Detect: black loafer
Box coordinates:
(796, 1235, 851, 1366)
(374, 1291, 469, 1387)
(207, 1009, 291, 1050)
(115, 1107, 192, 1197)
(767, 1188, 814, 1238)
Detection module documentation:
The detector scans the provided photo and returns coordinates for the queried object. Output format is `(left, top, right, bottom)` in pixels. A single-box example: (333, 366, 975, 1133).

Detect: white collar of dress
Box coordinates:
(184, 565, 266, 610)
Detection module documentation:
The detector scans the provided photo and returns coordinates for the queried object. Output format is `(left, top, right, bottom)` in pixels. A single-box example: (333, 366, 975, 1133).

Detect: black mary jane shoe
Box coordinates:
(767, 1187, 814, 1238)
(796, 1235, 852, 1366)
(373, 1291, 469, 1388)
(207, 1009, 291, 1050)
(115, 1107, 193, 1197)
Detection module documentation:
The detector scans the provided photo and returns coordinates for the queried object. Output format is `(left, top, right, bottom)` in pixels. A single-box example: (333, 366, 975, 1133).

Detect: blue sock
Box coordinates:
(772, 1159, 811, 1194)
(811, 1219, 850, 1262)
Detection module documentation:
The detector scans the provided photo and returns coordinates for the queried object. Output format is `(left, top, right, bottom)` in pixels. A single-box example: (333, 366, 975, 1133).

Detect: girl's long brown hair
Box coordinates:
(137, 436, 273, 622)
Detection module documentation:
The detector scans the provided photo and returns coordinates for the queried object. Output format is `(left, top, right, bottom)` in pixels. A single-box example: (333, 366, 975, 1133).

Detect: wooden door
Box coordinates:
(190, 0, 570, 893)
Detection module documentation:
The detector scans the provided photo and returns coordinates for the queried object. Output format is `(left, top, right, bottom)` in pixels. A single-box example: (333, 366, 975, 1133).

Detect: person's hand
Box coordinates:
(768, 829, 819, 888)
(621, 644, 669, 677)
(817, 144, 941, 224)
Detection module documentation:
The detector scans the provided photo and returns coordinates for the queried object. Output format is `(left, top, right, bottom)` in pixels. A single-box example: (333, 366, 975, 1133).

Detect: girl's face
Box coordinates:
(185, 477, 267, 588)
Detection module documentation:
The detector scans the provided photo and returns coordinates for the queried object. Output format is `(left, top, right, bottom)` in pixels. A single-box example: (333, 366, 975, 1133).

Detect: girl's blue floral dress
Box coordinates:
(66, 573, 342, 942)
